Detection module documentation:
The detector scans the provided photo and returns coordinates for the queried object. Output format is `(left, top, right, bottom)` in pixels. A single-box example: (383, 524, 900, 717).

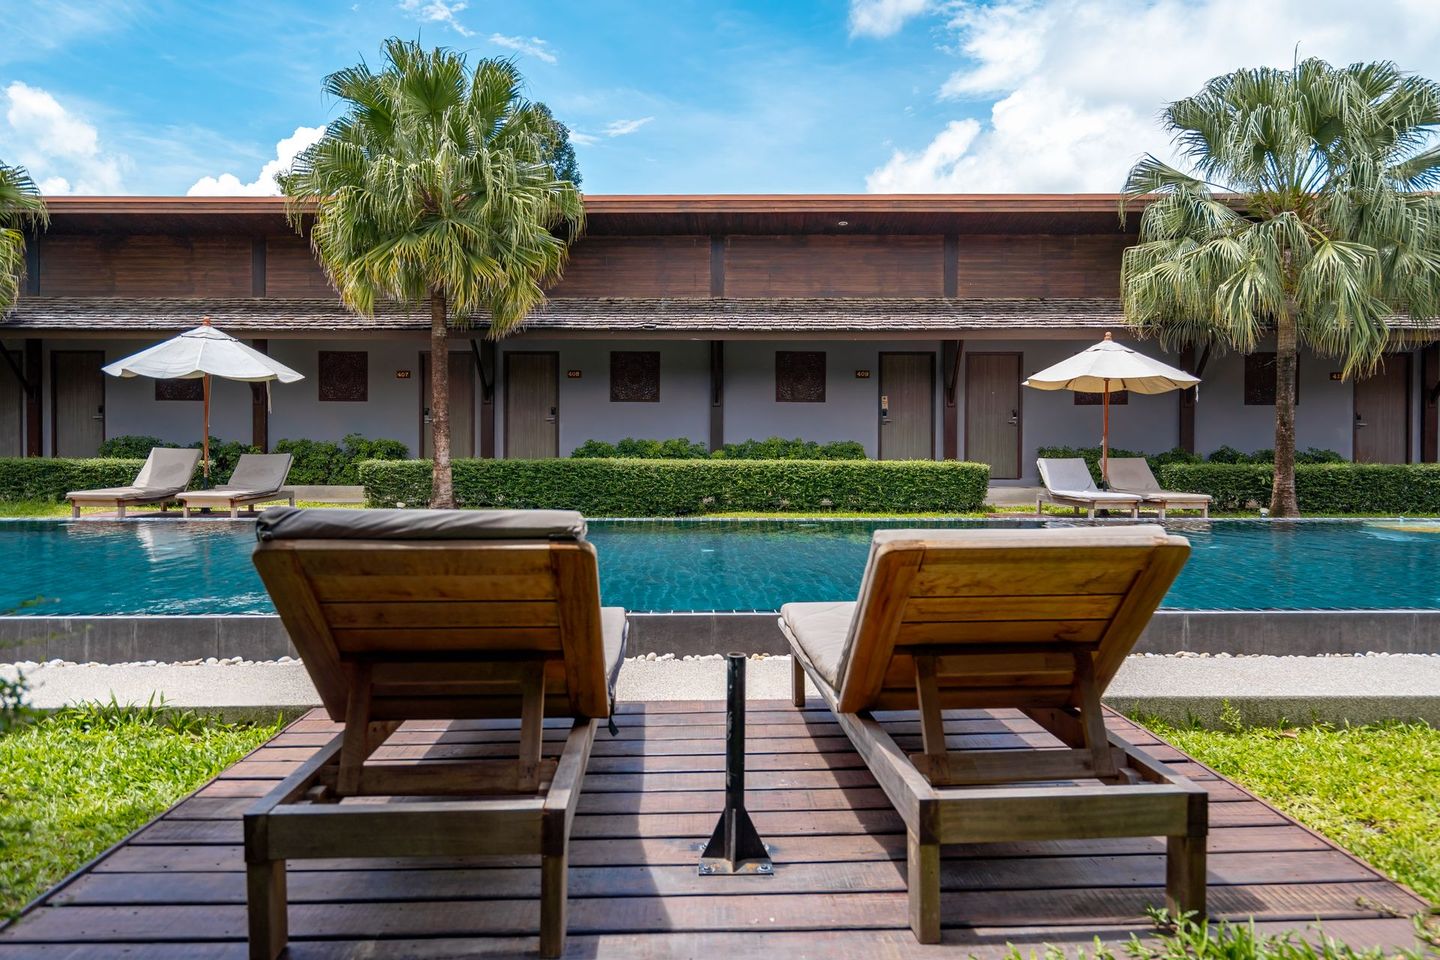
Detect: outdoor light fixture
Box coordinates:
(836, 220, 849, 226)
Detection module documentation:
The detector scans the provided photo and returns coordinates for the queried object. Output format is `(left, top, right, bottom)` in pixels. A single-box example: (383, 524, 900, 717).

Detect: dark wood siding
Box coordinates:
(725, 236, 944, 297)
(956, 235, 1129, 298)
(38, 235, 252, 297)
(265, 235, 335, 297)
(547, 236, 710, 298)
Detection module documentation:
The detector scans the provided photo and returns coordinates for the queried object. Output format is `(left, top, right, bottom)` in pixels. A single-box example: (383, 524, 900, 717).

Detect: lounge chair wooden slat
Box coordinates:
(781, 525, 1207, 944)
(246, 507, 624, 959)
(321, 600, 561, 628)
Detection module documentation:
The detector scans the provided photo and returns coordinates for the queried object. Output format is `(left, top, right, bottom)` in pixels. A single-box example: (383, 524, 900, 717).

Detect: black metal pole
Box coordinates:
(698, 652, 773, 876)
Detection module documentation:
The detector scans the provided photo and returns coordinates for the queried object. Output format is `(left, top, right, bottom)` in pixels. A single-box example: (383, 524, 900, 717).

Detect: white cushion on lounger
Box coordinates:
(780, 601, 855, 689)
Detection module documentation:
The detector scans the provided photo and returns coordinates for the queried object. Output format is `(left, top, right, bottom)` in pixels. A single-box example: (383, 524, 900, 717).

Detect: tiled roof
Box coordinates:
(3, 296, 1135, 334)
(4, 296, 1429, 334)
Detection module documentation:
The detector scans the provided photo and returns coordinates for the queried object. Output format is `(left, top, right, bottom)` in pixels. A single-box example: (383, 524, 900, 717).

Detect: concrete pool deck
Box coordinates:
(4, 653, 1438, 727)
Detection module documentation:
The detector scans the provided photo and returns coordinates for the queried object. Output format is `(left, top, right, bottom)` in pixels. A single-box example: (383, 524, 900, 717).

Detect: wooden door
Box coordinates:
(879, 352, 935, 460)
(1353, 355, 1411, 463)
(0, 351, 22, 456)
(51, 350, 105, 457)
(505, 352, 559, 459)
(964, 352, 1022, 479)
(420, 353, 475, 459)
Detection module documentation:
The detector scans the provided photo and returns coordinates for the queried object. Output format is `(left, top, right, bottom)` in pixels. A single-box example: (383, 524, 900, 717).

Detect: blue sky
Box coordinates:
(4, 0, 1440, 196)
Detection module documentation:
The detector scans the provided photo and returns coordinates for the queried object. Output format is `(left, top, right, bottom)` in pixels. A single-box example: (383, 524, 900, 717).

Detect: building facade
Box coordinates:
(3, 195, 1437, 481)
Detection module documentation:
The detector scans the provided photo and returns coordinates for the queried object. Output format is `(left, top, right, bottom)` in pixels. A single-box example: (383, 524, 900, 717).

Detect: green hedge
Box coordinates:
(0, 458, 148, 502)
(1156, 462, 1440, 512)
(361, 458, 991, 514)
(99, 435, 257, 483)
(1038, 444, 1347, 485)
(273, 434, 409, 485)
(570, 436, 868, 461)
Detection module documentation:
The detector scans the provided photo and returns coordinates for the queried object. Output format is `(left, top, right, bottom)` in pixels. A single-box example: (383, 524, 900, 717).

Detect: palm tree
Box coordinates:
(282, 40, 584, 508)
(1121, 58, 1440, 516)
(0, 162, 47, 311)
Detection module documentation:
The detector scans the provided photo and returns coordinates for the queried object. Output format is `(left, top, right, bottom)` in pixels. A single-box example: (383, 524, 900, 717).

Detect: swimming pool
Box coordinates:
(6, 517, 1440, 616)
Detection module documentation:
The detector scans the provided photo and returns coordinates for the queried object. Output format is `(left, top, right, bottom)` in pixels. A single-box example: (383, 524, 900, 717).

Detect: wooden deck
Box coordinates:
(0, 700, 1430, 958)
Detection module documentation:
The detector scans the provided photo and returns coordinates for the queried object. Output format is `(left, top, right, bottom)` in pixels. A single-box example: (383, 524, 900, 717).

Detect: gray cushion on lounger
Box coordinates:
(255, 506, 588, 542)
(780, 601, 854, 689)
(601, 606, 628, 706)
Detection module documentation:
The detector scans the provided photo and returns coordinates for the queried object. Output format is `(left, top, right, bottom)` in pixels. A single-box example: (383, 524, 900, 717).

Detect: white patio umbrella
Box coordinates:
(102, 318, 303, 481)
(1023, 332, 1199, 483)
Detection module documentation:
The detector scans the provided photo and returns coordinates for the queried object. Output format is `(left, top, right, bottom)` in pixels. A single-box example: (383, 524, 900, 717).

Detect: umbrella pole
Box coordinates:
(202, 374, 211, 482)
(1101, 379, 1110, 486)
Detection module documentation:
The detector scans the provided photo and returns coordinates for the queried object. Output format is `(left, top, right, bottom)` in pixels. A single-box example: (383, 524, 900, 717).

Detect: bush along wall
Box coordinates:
(274, 433, 409, 485)
(570, 436, 869, 461)
(1156, 463, 1440, 513)
(1037, 445, 1347, 486)
(0, 458, 147, 502)
(362, 458, 992, 515)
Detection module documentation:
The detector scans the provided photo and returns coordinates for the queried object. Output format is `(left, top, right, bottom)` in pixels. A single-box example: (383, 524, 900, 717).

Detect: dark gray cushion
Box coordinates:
(256, 507, 587, 542)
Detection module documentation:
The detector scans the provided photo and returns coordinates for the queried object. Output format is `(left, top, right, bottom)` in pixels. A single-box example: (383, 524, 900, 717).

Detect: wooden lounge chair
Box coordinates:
(177, 453, 295, 518)
(780, 526, 1206, 943)
(1107, 457, 1211, 519)
(246, 507, 627, 960)
(66, 447, 201, 517)
(1037, 456, 1142, 518)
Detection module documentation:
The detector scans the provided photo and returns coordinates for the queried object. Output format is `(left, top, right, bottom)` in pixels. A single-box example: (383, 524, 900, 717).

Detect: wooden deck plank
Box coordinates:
(0, 703, 1426, 957)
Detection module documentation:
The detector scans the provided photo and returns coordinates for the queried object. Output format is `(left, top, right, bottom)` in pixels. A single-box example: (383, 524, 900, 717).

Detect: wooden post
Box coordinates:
(907, 824, 941, 943)
(202, 374, 212, 481)
(24, 339, 41, 457)
(1178, 345, 1196, 454)
(709, 340, 724, 452)
(1422, 343, 1439, 463)
(942, 340, 962, 459)
(250, 339, 269, 452)
(790, 653, 806, 707)
(1101, 379, 1111, 485)
(479, 338, 496, 458)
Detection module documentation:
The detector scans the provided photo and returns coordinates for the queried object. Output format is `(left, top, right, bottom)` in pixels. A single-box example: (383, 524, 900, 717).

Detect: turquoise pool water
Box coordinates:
(4, 518, 1440, 616)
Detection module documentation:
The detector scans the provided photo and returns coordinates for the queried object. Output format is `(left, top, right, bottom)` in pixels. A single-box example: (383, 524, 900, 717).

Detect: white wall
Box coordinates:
(722, 339, 944, 458)
(1192, 345, 1355, 459)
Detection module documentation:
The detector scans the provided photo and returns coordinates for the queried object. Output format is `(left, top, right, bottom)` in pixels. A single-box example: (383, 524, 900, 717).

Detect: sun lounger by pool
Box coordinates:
(66, 447, 201, 518)
(1106, 457, 1211, 519)
(1037, 456, 1142, 518)
(177, 453, 294, 518)
(780, 525, 1207, 943)
(247, 507, 627, 959)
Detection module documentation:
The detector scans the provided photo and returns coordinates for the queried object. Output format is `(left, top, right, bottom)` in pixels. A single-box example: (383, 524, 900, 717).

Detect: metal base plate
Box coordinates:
(698, 808, 774, 876)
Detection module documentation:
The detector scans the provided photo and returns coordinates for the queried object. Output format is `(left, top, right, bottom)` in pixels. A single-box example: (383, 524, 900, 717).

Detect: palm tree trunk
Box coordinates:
(1270, 304, 1300, 517)
(429, 288, 455, 509)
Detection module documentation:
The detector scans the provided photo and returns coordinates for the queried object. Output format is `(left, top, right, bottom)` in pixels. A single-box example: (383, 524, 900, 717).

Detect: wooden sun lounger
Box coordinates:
(247, 507, 627, 959)
(178, 453, 295, 518)
(66, 447, 201, 517)
(1107, 457, 1212, 519)
(780, 526, 1206, 943)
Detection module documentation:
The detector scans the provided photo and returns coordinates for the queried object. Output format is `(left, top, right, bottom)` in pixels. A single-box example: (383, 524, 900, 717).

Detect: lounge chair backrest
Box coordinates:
(1106, 458, 1160, 492)
(833, 525, 1189, 713)
(252, 506, 611, 722)
(226, 453, 292, 491)
(132, 447, 201, 490)
(1037, 457, 1098, 493)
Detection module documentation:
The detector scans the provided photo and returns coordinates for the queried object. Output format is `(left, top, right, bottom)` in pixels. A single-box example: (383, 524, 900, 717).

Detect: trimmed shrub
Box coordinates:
(361, 458, 991, 514)
(0, 458, 147, 502)
(571, 437, 709, 459)
(274, 433, 409, 485)
(714, 437, 867, 460)
(97, 435, 171, 459)
(1156, 462, 1440, 512)
(95, 434, 257, 483)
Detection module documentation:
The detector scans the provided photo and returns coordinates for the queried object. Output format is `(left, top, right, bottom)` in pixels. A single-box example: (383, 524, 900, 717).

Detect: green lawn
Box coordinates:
(0, 500, 361, 518)
(0, 704, 283, 918)
(1146, 716, 1440, 906)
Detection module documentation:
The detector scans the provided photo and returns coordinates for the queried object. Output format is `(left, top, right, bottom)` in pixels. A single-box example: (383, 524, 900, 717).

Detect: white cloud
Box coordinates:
(398, 0, 473, 37)
(849, 0, 931, 38)
(866, 0, 1440, 193)
(488, 33, 557, 64)
(602, 117, 653, 137)
(568, 131, 599, 146)
(186, 126, 326, 196)
(3, 81, 125, 194)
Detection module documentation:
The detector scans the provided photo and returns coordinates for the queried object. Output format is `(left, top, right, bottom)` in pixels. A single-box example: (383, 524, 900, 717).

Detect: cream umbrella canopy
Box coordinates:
(1023, 332, 1200, 483)
(102, 319, 304, 481)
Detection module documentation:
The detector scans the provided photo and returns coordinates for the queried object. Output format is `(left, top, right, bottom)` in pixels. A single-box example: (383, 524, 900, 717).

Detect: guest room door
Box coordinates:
(420, 352, 475, 459)
(51, 350, 105, 457)
(505, 352, 559, 459)
(1353, 355, 1410, 463)
(964, 352, 1022, 479)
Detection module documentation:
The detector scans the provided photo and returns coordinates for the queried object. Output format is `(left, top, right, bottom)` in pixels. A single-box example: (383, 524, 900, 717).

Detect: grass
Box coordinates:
(0, 701, 284, 918)
(1145, 714, 1440, 906)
